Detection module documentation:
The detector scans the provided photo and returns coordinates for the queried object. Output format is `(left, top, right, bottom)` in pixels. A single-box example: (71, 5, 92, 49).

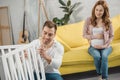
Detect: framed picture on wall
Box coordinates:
(0, 6, 13, 45)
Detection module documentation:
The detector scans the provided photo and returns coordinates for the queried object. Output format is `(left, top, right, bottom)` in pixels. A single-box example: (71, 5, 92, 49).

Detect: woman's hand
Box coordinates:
(94, 34, 104, 39)
(94, 45, 103, 49)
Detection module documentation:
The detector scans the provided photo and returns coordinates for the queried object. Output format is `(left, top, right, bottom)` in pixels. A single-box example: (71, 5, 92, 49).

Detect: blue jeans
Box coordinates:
(45, 73, 63, 80)
(88, 46, 112, 79)
(33, 72, 63, 80)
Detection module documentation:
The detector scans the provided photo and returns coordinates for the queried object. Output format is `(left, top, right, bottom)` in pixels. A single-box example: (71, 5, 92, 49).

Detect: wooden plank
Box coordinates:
(0, 6, 13, 45)
(0, 26, 10, 29)
(0, 6, 8, 9)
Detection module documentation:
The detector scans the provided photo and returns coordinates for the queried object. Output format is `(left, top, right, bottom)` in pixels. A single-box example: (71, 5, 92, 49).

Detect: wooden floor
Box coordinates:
(62, 66, 120, 80)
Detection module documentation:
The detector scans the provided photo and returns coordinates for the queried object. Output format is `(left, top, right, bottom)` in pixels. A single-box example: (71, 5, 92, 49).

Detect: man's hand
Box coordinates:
(38, 45, 51, 64)
(24, 50, 28, 59)
(38, 46, 47, 58)
(20, 50, 28, 62)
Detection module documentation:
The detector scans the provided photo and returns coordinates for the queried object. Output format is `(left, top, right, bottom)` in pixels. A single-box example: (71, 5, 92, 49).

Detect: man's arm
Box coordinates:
(38, 43, 64, 69)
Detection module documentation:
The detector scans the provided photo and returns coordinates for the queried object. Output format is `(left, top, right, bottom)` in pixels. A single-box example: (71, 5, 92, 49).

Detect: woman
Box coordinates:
(83, 0, 114, 80)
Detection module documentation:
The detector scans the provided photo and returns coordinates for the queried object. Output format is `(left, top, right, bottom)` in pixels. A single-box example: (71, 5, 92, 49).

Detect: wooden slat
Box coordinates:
(0, 44, 46, 80)
(0, 6, 8, 9)
(26, 48, 34, 80)
(30, 47, 41, 80)
(1, 55, 11, 80)
(0, 26, 10, 29)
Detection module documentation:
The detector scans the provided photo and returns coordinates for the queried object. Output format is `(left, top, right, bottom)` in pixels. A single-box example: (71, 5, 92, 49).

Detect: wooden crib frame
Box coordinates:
(0, 44, 46, 80)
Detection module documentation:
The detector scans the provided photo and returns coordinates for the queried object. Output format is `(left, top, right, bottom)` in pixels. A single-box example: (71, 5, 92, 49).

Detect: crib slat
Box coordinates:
(26, 48, 34, 80)
(21, 50, 29, 80)
(30, 47, 41, 80)
(15, 51, 26, 80)
(1, 49, 5, 55)
(8, 49, 18, 80)
(1, 55, 11, 80)
(37, 52, 46, 80)
(0, 44, 46, 80)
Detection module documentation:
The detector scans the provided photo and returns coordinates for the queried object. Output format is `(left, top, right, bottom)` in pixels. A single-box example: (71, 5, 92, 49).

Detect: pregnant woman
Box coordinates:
(83, 0, 114, 80)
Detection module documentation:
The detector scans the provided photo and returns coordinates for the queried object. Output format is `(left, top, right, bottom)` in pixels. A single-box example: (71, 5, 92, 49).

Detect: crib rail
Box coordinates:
(0, 44, 45, 80)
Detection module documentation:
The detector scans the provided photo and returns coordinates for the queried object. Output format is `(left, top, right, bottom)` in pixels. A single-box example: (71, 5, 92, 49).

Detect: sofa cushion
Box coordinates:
(55, 35, 71, 52)
(111, 39, 120, 44)
(56, 21, 88, 48)
(111, 14, 120, 40)
(110, 42, 120, 60)
(62, 45, 93, 66)
(62, 40, 120, 66)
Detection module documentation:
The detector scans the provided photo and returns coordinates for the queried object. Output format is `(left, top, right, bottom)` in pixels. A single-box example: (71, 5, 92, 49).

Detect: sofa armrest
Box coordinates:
(55, 35, 71, 52)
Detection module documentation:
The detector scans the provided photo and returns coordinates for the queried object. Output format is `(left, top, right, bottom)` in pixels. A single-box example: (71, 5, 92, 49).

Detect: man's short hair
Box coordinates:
(43, 21, 57, 33)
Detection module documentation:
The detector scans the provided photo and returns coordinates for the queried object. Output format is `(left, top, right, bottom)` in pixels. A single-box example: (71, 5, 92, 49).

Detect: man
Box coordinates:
(30, 20, 64, 80)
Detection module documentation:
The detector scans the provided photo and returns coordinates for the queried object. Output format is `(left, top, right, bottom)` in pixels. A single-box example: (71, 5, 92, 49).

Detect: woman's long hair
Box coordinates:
(91, 0, 111, 31)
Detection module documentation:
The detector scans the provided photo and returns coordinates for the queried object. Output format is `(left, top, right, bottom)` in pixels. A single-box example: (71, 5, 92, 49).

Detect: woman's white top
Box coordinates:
(91, 27, 104, 46)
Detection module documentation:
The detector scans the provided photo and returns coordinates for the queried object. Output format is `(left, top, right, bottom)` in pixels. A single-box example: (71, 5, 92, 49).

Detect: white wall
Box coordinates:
(0, 0, 120, 44)
(46, 0, 120, 23)
(77, 0, 120, 20)
(0, 0, 24, 44)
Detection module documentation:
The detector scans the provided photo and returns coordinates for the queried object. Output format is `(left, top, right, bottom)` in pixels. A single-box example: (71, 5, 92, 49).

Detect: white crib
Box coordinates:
(0, 44, 46, 80)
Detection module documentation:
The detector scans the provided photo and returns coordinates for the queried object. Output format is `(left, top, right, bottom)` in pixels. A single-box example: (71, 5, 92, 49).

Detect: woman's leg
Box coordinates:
(45, 73, 63, 80)
(88, 46, 101, 75)
(101, 47, 112, 79)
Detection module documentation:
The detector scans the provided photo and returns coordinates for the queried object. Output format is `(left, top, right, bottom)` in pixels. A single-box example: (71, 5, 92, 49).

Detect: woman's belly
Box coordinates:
(91, 39, 104, 46)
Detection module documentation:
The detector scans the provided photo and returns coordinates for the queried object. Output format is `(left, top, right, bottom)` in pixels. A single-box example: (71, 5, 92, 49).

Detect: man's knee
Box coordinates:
(46, 73, 63, 80)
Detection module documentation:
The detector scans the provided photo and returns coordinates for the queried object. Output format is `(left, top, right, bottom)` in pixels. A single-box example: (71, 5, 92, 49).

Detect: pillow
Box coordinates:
(55, 35, 71, 52)
(56, 21, 88, 48)
(111, 14, 120, 40)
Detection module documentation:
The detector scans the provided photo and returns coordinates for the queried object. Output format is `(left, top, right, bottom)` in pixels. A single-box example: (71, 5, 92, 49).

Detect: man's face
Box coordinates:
(41, 26, 55, 45)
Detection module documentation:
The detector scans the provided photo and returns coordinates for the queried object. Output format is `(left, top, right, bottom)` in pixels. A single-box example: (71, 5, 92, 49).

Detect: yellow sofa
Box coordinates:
(56, 14, 120, 75)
